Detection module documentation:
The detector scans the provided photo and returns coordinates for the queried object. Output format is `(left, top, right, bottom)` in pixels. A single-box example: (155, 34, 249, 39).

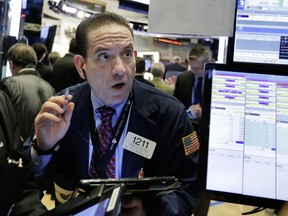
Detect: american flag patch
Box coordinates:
(182, 131, 200, 156)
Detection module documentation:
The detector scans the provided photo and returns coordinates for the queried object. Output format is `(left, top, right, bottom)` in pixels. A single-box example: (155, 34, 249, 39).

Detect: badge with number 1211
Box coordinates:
(123, 132, 156, 159)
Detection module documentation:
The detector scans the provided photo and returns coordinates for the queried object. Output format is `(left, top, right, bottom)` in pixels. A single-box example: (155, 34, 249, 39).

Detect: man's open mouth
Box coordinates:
(112, 83, 125, 89)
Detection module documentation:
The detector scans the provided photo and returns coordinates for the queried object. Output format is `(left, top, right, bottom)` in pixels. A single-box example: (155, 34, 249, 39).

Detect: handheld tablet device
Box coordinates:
(79, 176, 181, 198)
(42, 183, 126, 216)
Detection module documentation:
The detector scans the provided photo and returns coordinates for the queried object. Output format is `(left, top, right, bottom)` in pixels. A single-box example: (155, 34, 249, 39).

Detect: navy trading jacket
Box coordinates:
(12, 80, 199, 216)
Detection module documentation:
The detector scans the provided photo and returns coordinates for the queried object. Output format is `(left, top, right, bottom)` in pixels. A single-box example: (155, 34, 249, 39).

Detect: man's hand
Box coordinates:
(34, 95, 74, 151)
(121, 196, 145, 216)
(188, 104, 202, 119)
(164, 75, 177, 86)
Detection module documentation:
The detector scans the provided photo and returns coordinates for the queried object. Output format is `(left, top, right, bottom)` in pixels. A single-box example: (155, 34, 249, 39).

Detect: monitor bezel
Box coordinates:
(197, 63, 286, 209)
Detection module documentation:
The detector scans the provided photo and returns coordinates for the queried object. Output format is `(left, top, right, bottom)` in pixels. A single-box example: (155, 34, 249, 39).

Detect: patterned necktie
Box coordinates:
(90, 106, 116, 178)
(194, 78, 203, 105)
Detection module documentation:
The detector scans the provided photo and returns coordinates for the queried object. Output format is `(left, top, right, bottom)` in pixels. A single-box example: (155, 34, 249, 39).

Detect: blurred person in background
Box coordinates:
(135, 56, 154, 87)
(151, 62, 174, 95)
(0, 90, 33, 216)
(32, 43, 54, 86)
(0, 43, 54, 142)
(48, 51, 61, 67)
(164, 55, 187, 79)
(51, 38, 84, 93)
(174, 44, 212, 121)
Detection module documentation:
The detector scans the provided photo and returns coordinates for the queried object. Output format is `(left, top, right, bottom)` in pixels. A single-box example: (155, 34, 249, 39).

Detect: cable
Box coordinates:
(241, 207, 265, 215)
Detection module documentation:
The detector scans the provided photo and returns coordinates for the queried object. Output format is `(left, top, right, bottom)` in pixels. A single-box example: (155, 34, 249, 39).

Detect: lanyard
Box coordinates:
(88, 92, 133, 178)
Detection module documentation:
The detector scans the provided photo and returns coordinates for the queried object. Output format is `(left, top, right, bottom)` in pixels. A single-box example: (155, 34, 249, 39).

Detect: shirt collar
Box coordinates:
(90, 90, 128, 116)
(194, 76, 203, 82)
(18, 68, 36, 74)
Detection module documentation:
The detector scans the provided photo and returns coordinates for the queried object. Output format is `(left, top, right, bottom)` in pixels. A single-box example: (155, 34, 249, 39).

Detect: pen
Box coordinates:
(63, 88, 69, 112)
(138, 167, 144, 178)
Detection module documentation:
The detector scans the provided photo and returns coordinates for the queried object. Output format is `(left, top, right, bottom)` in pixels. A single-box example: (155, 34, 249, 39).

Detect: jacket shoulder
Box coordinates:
(133, 80, 185, 111)
(177, 70, 193, 79)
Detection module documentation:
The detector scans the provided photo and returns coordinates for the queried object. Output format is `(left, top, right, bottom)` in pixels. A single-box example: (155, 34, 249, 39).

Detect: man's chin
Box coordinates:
(105, 97, 124, 105)
(108, 92, 130, 104)
(101, 84, 130, 103)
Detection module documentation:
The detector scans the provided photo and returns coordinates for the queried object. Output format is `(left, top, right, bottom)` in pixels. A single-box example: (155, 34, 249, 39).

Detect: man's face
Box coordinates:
(84, 24, 136, 105)
(189, 57, 205, 78)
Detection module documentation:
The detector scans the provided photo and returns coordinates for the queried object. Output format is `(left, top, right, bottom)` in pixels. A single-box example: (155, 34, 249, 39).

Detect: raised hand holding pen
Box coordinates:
(34, 92, 74, 151)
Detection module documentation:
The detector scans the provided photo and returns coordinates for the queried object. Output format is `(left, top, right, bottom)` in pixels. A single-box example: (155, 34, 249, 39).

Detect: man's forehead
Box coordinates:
(89, 23, 132, 36)
(87, 28, 133, 49)
(93, 43, 134, 53)
(189, 57, 205, 64)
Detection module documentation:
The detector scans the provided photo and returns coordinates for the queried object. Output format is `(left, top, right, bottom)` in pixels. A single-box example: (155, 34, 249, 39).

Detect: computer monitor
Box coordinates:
(40, 25, 57, 53)
(198, 63, 287, 209)
(227, 0, 288, 66)
(137, 51, 160, 71)
(118, 0, 149, 15)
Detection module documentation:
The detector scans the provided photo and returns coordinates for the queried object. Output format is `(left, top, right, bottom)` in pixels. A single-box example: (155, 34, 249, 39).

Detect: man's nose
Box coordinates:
(112, 57, 126, 76)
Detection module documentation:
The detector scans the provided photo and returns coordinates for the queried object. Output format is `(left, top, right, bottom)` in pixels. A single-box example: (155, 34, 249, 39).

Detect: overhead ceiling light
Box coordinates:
(84, 13, 91, 18)
(63, 4, 77, 14)
(77, 10, 85, 19)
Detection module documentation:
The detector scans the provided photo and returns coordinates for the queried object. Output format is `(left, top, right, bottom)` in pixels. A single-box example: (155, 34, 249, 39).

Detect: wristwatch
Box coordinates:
(31, 136, 59, 155)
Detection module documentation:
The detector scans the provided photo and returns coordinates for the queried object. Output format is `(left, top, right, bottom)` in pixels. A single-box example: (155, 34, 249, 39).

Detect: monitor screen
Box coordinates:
(230, 0, 288, 65)
(40, 25, 57, 53)
(137, 51, 160, 71)
(42, 184, 125, 216)
(74, 196, 111, 216)
(198, 63, 287, 208)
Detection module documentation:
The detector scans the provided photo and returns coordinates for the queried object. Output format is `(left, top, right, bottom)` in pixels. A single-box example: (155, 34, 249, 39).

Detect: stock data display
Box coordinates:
(233, 0, 288, 65)
(207, 69, 288, 201)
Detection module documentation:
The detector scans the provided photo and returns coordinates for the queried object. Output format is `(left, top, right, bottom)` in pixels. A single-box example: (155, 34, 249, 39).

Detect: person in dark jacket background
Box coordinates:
(51, 38, 84, 93)
(32, 43, 54, 86)
(0, 43, 54, 142)
(0, 90, 33, 216)
(135, 56, 154, 87)
(163, 55, 187, 80)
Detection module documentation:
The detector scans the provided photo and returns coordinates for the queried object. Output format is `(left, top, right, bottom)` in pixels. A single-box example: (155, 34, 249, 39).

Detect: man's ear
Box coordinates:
(8, 60, 17, 76)
(73, 54, 86, 80)
(8, 60, 14, 69)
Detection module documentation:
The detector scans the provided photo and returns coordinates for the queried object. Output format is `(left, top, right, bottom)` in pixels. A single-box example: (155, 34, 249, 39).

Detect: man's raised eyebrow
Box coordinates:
(124, 43, 134, 50)
(94, 46, 110, 54)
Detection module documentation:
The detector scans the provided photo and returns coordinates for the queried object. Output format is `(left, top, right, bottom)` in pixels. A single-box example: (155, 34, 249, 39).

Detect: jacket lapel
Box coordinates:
(70, 83, 91, 179)
(122, 81, 158, 177)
